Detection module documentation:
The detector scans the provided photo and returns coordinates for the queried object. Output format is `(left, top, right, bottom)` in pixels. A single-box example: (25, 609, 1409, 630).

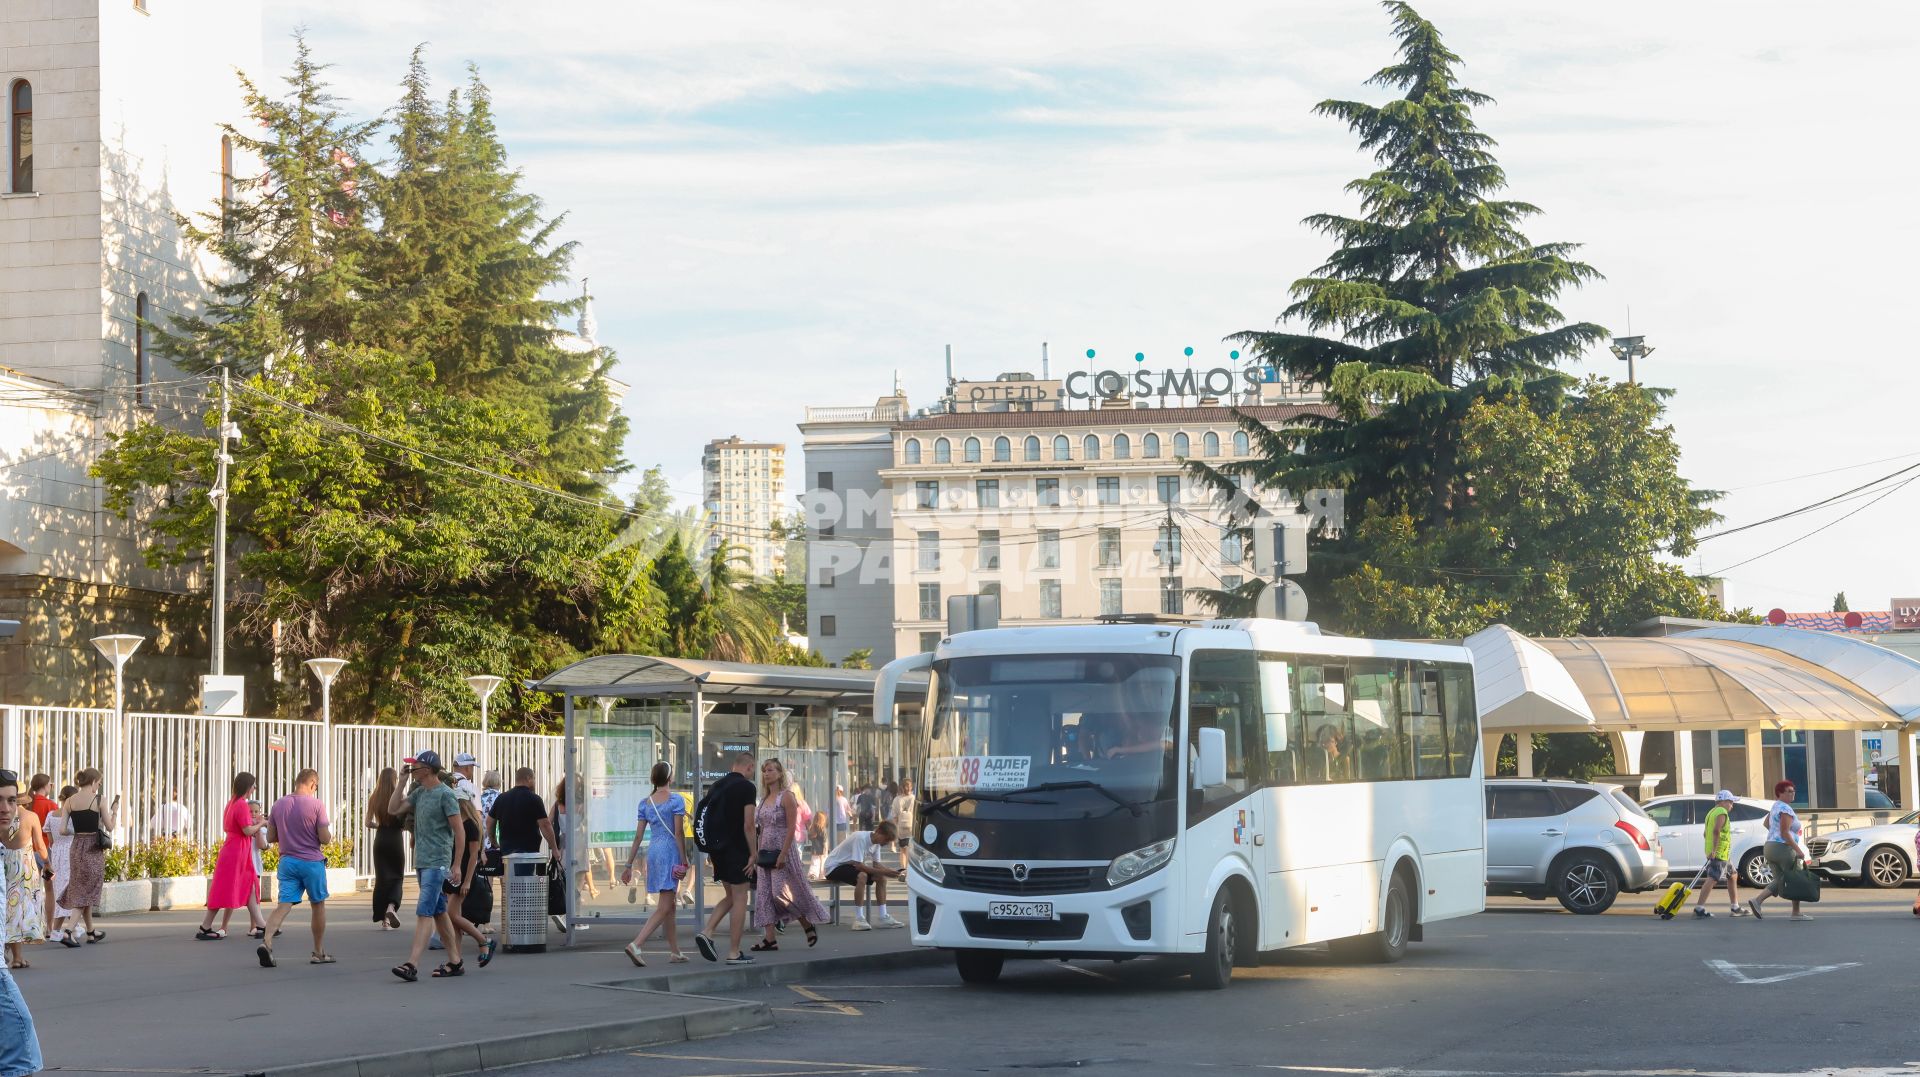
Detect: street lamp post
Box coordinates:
(1609, 335, 1654, 385)
(90, 633, 144, 825)
(466, 675, 505, 768)
(305, 658, 346, 812)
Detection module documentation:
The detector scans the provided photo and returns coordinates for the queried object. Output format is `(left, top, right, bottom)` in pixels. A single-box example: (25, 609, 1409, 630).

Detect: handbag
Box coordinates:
(93, 796, 112, 852)
(756, 848, 781, 870)
(1779, 864, 1822, 903)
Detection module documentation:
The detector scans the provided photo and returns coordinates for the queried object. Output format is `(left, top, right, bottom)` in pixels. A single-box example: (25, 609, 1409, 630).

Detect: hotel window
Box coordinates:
(819, 615, 837, 636)
(1172, 432, 1190, 457)
(1160, 577, 1185, 615)
(963, 436, 981, 463)
(1040, 580, 1062, 618)
(1203, 431, 1221, 457)
(134, 292, 148, 404)
(9, 81, 31, 193)
(1220, 529, 1244, 564)
(915, 480, 939, 509)
(1143, 433, 1161, 458)
(1038, 529, 1060, 569)
(904, 438, 922, 464)
(1113, 433, 1131, 459)
(1233, 430, 1251, 456)
(1083, 434, 1101, 460)
(917, 531, 940, 571)
(1052, 435, 1071, 461)
(1024, 436, 1041, 462)
(817, 471, 833, 491)
(978, 530, 1001, 570)
(975, 479, 1000, 508)
(817, 566, 835, 588)
(1096, 476, 1119, 504)
(1097, 528, 1122, 568)
(919, 582, 943, 621)
(1099, 578, 1123, 616)
(1156, 475, 1179, 504)
(919, 631, 942, 653)
(1036, 478, 1060, 507)
(1156, 522, 1182, 567)
(993, 436, 1011, 462)
(934, 438, 951, 464)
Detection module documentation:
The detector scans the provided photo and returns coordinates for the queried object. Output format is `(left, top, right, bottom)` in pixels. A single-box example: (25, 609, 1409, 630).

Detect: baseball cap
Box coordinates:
(1715, 789, 1735, 802)
(453, 752, 478, 767)
(404, 749, 443, 771)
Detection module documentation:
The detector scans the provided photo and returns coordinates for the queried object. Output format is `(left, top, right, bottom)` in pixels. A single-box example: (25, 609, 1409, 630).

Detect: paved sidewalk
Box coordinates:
(15, 890, 928, 1076)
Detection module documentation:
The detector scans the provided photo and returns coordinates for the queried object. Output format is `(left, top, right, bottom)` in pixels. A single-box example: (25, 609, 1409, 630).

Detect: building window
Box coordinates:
(1024, 436, 1041, 462)
(1099, 578, 1123, 616)
(975, 479, 1000, 508)
(1203, 431, 1221, 457)
(1172, 432, 1190, 457)
(1113, 433, 1131, 459)
(1143, 433, 1161, 458)
(1156, 523, 1182, 567)
(917, 531, 940, 572)
(1040, 579, 1062, 619)
(1219, 573, 1243, 594)
(134, 292, 148, 404)
(818, 521, 834, 538)
(978, 530, 1001, 571)
(817, 567, 835, 588)
(934, 437, 952, 464)
(1052, 435, 1071, 461)
(963, 436, 981, 463)
(904, 438, 922, 464)
(919, 631, 942, 653)
(980, 580, 1001, 603)
(1098, 528, 1121, 568)
(1036, 477, 1060, 507)
(9, 81, 31, 194)
(819, 615, 836, 636)
(1096, 476, 1119, 505)
(1083, 434, 1101, 460)
(919, 582, 943, 621)
(817, 471, 833, 491)
(1220, 529, 1244, 564)
(1156, 475, 1179, 504)
(993, 436, 1011, 462)
(1233, 430, 1251, 456)
(915, 480, 939, 509)
(1160, 577, 1185, 615)
(1038, 529, 1060, 569)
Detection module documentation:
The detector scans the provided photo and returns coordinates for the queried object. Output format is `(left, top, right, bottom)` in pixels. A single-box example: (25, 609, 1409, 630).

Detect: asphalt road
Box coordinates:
(524, 885, 1920, 1077)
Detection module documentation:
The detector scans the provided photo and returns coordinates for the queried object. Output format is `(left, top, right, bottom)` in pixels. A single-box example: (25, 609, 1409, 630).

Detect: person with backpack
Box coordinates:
(692, 753, 759, 964)
(855, 783, 877, 831)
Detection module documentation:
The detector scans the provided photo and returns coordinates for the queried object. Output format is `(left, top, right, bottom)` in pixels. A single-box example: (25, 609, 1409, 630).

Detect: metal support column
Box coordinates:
(691, 684, 706, 928)
(562, 692, 576, 948)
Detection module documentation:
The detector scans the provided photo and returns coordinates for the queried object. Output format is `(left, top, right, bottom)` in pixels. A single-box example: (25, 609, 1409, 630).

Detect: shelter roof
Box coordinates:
(533, 655, 926, 706)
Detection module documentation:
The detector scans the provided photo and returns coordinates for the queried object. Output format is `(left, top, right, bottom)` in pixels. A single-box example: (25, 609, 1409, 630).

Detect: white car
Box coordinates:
(1641, 794, 1776, 889)
(1808, 812, 1919, 888)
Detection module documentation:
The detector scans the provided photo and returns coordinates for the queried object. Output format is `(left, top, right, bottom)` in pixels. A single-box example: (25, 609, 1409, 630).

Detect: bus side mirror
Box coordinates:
(1195, 727, 1228, 789)
(873, 652, 933, 728)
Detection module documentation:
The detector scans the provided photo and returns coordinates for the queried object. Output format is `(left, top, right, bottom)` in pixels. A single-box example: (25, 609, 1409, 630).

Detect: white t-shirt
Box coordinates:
(1766, 800, 1800, 844)
(823, 831, 880, 874)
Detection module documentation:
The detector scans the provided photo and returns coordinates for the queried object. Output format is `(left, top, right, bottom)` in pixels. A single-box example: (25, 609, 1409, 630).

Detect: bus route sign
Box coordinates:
(928, 755, 1031, 791)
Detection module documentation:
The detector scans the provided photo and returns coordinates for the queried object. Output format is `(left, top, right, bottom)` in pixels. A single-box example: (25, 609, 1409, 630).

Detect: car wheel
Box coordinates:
(1189, 889, 1236, 990)
(1863, 845, 1910, 889)
(1330, 872, 1411, 964)
(1554, 854, 1619, 915)
(1740, 849, 1775, 890)
(954, 949, 1003, 985)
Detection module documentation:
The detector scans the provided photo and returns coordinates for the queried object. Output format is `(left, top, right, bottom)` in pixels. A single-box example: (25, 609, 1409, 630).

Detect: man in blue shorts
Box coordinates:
(388, 749, 466, 981)
(257, 768, 334, 967)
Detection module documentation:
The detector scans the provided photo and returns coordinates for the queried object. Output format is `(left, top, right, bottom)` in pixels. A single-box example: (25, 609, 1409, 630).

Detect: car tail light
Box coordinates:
(1615, 820, 1650, 851)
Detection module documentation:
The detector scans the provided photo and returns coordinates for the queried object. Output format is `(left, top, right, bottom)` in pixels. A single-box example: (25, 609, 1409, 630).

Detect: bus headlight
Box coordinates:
(908, 841, 946, 884)
(1107, 838, 1176, 888)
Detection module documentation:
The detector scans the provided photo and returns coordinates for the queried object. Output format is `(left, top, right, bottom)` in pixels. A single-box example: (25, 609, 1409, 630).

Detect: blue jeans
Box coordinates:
(0, 964, 41, 1077)
(415, 867, 450, 917)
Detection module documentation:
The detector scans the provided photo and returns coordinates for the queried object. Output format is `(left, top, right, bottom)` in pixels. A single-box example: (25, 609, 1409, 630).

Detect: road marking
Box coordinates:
(1258, 1065, 1920, 1076)
(789, 983, 864, 1016)
(1704, 959, 1863, 985)
(628, 1049, 920, 1073)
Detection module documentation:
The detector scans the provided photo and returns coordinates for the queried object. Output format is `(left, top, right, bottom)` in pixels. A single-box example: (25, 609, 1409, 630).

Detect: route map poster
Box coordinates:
(587, 725, 656, 845)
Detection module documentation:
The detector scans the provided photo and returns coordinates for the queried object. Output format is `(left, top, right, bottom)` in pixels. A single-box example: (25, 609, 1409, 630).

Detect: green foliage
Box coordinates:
(747, 575, 807, 633)
(1833, 592, 1850, 613)
(837, 648, 873, 671)
(322, 838, 355, 869)
(1494, 733, 1616, 780)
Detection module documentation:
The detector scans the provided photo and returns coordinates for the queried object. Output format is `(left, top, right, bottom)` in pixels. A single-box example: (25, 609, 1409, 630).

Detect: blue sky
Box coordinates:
(264, 0, 1920, 614)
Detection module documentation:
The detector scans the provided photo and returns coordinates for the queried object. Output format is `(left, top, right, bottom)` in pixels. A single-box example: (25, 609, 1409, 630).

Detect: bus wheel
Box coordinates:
(955, 949, 1004, 985)
(1330, 872, 1411, 964)
(1189, 889, 1236, 990)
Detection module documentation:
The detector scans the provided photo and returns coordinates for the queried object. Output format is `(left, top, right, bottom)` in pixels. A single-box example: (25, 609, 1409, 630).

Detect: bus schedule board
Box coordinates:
(928, 755, 1031, 791)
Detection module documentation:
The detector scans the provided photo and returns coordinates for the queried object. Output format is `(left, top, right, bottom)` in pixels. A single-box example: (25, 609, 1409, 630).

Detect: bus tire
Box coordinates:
(1189, 889, 1236, 990)
(954, 949, 1004, 985)
(1330, 871, 1411, 964)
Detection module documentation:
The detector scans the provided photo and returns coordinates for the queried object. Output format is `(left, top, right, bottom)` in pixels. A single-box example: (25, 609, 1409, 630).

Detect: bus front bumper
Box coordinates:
(908, 870, 1184, 956)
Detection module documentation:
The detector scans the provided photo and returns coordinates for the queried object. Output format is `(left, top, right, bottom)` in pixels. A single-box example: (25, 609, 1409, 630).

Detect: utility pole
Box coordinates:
(210, 365, 231, 675)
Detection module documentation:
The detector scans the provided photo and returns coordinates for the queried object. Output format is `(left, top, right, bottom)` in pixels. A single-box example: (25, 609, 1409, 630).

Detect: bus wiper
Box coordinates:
(927, 790, 1059, 813)
(1006, 781, 1145, 817)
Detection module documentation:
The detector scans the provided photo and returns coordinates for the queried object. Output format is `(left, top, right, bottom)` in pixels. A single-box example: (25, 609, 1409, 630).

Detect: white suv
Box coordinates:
(1642, 794, 1776, 889)
(1485, 779, 1670, 914)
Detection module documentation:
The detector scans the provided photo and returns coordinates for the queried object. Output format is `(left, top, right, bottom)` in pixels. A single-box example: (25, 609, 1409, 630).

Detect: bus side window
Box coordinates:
(1187, 650, 1263, 802)
(1442, 665, 1477, 776)
(1407, 665, 1450, 778)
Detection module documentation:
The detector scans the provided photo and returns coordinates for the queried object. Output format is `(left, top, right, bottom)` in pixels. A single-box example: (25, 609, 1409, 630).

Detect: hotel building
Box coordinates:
(701, 435, 788, 578)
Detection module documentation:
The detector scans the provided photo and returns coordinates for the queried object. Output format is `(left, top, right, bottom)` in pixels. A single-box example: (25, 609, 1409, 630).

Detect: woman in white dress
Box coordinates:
(45, 785, 73, 942)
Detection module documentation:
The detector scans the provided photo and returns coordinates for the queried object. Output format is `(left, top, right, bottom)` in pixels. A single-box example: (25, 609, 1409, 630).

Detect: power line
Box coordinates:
(1705, 474, 1919, 577)
(1724, 447, 1920, 492)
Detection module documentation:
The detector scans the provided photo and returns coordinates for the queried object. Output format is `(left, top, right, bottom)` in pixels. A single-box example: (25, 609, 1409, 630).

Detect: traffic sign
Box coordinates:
(1251, 517, 1308, 577)
(1255, 579, 1309, 621)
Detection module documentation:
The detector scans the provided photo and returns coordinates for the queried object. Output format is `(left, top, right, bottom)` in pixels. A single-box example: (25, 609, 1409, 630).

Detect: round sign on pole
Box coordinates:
(1254, 579, 1309, 621)
(1766, 608, 1787, 625)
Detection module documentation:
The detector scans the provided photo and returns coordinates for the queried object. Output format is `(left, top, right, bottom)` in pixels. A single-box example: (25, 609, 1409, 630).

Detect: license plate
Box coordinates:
(987, 901, 1056, 921)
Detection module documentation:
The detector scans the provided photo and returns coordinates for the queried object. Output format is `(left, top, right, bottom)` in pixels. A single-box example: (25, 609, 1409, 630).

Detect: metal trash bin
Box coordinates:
(503, 852, 551, 953)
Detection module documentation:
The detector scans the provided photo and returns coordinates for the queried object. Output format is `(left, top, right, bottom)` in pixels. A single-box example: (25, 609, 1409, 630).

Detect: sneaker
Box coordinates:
(725, 952, 755, 965)
(876, 914, 905, 929)
(1746, 898, 1764, 920)
(694, 933, 718, 962)
(1789, 913, 1814, 921)
(1730, 905, 1749, 917)
(849, 917, 872, 932)
(383, 909, 401, 930)
(1693, 907, 1712, 918)
(550, 915, 567, 934)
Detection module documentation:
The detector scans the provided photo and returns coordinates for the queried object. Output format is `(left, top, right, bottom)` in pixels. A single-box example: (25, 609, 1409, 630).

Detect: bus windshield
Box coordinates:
(925, 653, 1180, 806)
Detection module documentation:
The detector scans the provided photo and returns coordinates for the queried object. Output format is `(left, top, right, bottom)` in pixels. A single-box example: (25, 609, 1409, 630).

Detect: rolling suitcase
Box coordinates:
(1653, 866, 1707, 920)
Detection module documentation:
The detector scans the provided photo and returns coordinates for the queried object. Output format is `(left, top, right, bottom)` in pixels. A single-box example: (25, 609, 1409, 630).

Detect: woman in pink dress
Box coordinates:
(196, 773, 262, 940)
(751, 758, 827, 951)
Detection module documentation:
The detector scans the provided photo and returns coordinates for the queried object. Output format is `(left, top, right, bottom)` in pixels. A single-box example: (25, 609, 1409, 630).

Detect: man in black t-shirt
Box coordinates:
(488, 768, 559, 856)
(694, 753, 759, 965)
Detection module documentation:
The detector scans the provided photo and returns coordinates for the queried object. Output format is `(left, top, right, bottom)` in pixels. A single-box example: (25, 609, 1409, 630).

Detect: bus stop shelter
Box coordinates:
(530, 655, 929, 943)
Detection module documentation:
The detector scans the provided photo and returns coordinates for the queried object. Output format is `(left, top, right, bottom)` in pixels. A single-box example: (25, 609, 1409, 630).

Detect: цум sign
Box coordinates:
(1893, 598, 1920, 632)
(1066, 366, 1264, 401)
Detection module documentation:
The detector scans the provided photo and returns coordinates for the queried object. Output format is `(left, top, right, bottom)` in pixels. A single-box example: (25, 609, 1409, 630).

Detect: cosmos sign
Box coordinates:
(1065, 366, 1265, 401)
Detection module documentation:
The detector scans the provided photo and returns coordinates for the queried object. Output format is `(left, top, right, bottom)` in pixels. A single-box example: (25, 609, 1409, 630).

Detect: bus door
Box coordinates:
(1183, 650, 1277, 943)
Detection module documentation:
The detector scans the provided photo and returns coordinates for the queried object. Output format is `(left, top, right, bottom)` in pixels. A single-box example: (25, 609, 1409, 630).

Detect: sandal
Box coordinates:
(257, 945, 276, 968)
(392, 961, 418, 982)
(478, 939, 497, 968)
(195, 927, 226, 941)
(431, 960, 465, 978)
(310, 953, 335, 964)
(804, 924, 818, 948)
(750, 939, 779, 952)
(669, 952, 690, 964)
(58, 933, 81, 949)
(86, 930, 106, 944)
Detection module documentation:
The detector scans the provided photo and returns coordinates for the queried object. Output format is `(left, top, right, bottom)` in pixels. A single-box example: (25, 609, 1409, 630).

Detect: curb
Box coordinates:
(251, 998, 771, 1077)
(604, 944, 949, 996)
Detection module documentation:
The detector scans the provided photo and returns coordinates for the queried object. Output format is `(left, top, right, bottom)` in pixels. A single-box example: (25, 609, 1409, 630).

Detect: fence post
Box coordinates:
(2, 706, 19, 771)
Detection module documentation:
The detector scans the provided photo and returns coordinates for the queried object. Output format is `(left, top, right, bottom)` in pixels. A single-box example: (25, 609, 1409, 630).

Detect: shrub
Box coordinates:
(322, 838, 355, 869)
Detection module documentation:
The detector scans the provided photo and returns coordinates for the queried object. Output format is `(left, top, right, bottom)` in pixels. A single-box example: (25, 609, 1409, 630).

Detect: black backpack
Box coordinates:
(693, 775, 739, 854)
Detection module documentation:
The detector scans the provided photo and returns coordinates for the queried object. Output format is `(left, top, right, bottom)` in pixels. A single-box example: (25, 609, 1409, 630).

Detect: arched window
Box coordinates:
(934, 437, 951, 464)
(1052, 435, 1071, 461)
(1203, 432, 1221, 457)
(1233, 430, 1250, 456)
(1143, 433, 1160, 458)
(1083, 434, 1101, 460)
(134, 292, 148, 405)
(1172, 432, 1190, 458)
(992, 436, 1010, 462)
(963, 436, 981, 463)
(1113, 433, 1131, 459)
(9, 81, 31, 194)
(903, 438, 921, 464)
(1024, 436, 1041, 462)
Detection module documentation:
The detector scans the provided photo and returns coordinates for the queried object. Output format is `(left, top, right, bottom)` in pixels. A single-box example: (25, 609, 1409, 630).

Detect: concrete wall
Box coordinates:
(803, 416, 896, 666)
